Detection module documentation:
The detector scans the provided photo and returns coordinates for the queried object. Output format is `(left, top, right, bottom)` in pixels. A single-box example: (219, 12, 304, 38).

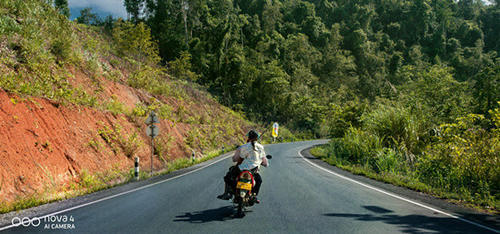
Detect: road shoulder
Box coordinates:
(301, 146, 500, 232)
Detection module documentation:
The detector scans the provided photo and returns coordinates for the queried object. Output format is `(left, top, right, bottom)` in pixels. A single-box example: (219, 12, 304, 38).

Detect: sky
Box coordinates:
(68, 0, 127, 20)
(68, 0, 495, 20)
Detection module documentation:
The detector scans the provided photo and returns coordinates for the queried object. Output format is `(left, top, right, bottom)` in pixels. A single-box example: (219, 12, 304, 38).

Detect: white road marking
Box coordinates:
(0, 154, 233, 231)
(298, 149, 499, 233)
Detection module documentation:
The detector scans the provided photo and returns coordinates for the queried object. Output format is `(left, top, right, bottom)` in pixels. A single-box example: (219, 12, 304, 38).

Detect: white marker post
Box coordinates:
(134, 157, 139, 180)
(146, 111, 160, 176)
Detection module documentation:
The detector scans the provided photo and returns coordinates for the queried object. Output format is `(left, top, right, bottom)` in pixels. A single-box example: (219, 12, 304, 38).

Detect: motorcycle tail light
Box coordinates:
(241, 172, 252, 180)
(238, 171, 255, 186)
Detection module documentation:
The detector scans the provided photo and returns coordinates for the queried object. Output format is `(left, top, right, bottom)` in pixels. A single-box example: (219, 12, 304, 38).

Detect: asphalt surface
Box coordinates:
(1, 140, 498, 233)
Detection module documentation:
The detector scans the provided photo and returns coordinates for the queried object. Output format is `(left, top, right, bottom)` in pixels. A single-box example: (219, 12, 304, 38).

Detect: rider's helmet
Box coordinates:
(247, 129, 260, 140)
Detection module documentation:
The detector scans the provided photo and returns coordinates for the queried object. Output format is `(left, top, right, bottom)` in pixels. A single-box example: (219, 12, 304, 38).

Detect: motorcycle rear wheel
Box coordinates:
(236, 201, 245, 218)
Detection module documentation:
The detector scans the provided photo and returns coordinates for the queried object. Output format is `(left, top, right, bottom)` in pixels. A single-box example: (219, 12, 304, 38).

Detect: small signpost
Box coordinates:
(272, 122, 279, 142)
(146, 124, 159, 137)
(146, 111, 160, 176)
(145, 111, 159, 125)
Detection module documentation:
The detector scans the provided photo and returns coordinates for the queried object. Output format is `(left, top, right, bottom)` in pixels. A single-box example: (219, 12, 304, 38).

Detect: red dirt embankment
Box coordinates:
(0, 90, 137, 202)
(0, 88, 246, 204)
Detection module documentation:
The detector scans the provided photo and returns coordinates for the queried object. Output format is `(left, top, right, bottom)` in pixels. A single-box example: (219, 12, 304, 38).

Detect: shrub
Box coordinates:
(0, 14, 21, 35)
(374, 148, 403, 174)
(330, 127, 383, 166)
(168, 51, 199, 81)
(112, 20, 160, 65)
(122, 132, 142, 158)
(154, 135, 174, 165)
(274, 125, 297, 142)
(95, 123, 143, 158)
(131, 103, 148, 117)
(184, 128, 200, 150)
(105, 95, 126, 115)
(398, 65, 471, 123)
(361, 103, 425, 162)
(157, 103, 173, 121)
(326, 100, 367, 138)
(78, 170, 105, 189)
(127, 64, 164, 91)
(50, 37, 72, 63)
(417, 113, 500, 207)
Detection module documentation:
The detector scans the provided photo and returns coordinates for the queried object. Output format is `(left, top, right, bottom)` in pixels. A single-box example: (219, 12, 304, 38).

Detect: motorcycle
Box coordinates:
(232, 155, 272, 218)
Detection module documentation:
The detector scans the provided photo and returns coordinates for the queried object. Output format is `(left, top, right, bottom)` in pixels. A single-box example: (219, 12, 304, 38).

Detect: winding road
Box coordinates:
(1, 140, 498, 233)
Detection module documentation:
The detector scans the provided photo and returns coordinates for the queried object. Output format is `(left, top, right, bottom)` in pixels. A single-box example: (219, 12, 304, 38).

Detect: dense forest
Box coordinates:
(116, 0, 499, 210)
(116, 0, 498, 133)
(64, 0, 500, 210)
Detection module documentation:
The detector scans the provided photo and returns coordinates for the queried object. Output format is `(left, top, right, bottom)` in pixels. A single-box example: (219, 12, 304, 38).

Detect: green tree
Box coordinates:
(319, 25, 355, 86)
(124, 0, 144, 23)
(473, 64, 500, 115)
(399, 65, 471, 123)
(481, 3, 500, 55)
(169, 51, 200, 81)
(54, 0, 70, 18)
(112, 20, 160, 64)
(76, 8, 100, 25)
(144, 0, 185, 61)
(457, 0, 481, 20)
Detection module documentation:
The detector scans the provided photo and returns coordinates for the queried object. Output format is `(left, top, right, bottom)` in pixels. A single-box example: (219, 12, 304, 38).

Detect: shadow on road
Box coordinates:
(173, 206, 235, 223)
(363, 205, 393, 214)
(456, 211, 500, 231)
(324, 205, 496, 233)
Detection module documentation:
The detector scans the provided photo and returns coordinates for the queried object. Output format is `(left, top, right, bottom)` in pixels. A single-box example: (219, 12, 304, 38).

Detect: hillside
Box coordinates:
(0, 0, 258, 212)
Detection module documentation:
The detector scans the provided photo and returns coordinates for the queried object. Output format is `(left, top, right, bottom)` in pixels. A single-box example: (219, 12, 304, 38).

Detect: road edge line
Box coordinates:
(0, 153, 233, 232)
(298, 148, 499, 233)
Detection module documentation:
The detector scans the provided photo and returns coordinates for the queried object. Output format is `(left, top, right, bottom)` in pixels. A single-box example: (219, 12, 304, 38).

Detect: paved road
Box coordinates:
(2, 140, 497, 233)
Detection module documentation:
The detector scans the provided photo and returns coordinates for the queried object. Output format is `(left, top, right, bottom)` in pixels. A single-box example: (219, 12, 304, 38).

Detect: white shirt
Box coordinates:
(237, 142, 266, 171)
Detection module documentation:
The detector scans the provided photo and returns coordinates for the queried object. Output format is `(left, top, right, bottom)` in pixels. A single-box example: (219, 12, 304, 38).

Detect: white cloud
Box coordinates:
(69, 0, 127, 18)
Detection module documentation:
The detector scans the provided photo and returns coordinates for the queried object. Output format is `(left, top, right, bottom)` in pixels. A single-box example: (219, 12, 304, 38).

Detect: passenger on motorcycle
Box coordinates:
(217, 130, 269, 201)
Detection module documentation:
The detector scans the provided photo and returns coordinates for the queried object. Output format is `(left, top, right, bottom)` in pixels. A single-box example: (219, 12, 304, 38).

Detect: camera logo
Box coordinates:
(10, 215, 75, 230)
(11, 217, 41, 227)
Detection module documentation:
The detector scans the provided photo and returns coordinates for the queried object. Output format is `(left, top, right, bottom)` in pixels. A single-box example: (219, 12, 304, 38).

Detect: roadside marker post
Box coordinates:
(134, 157, 139, 180)
(146, 111, 160, 176)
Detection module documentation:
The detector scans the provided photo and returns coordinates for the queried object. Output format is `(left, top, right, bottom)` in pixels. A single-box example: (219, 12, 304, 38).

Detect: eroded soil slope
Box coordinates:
(0, 87, 251, 205)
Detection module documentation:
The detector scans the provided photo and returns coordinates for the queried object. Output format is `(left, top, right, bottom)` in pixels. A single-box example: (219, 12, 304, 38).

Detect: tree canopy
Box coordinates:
(117, 0, 499, 137)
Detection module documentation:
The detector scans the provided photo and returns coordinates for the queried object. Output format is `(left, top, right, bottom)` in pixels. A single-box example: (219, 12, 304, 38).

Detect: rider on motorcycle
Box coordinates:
(217, 130, 268, 201)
